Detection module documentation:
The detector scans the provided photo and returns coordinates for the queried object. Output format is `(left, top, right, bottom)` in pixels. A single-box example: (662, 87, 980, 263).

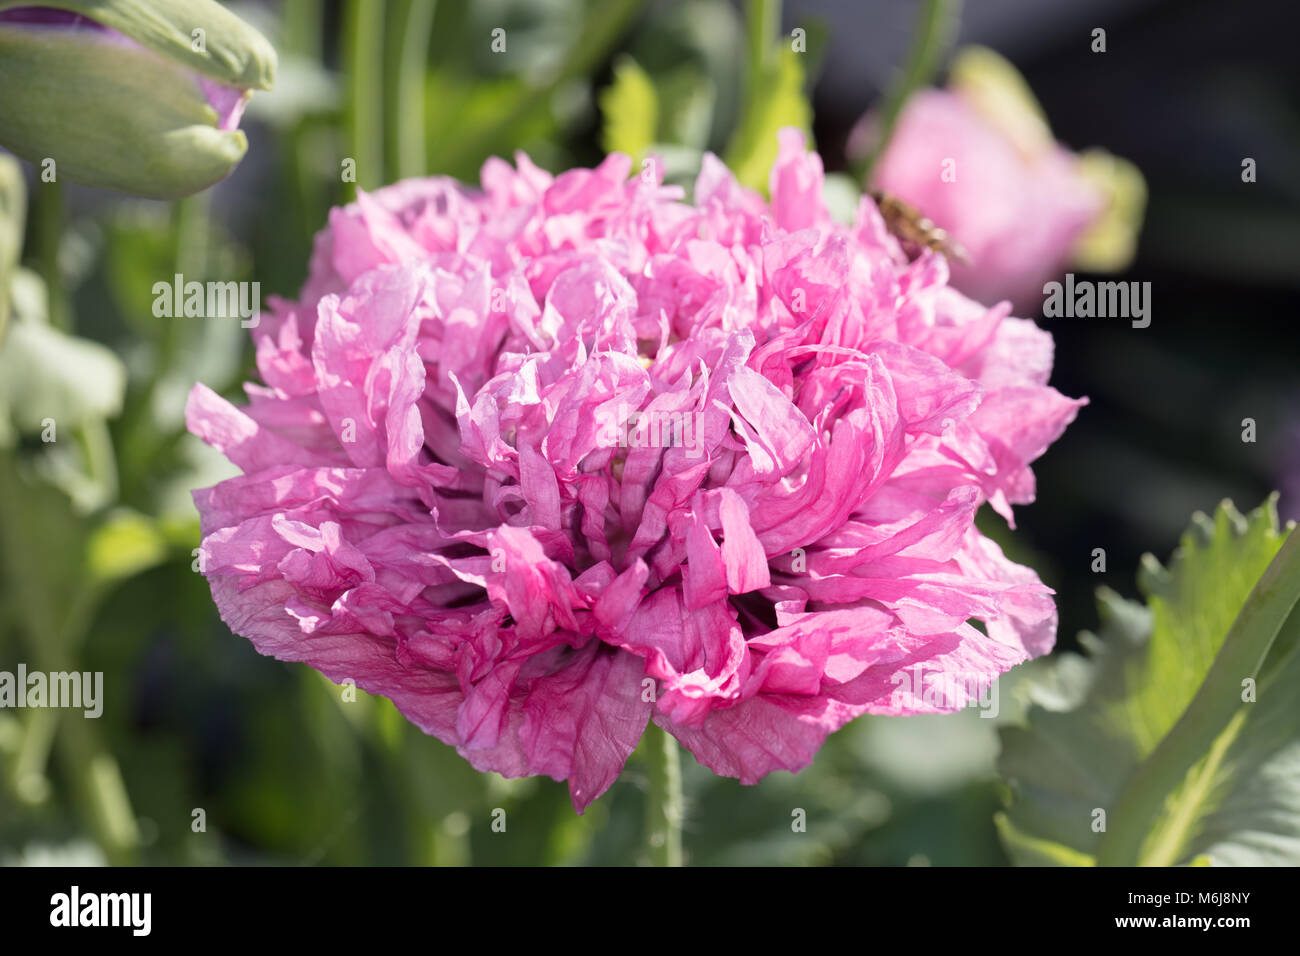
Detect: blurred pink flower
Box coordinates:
(857, 48, 1144, 310)
(867, 88, 1103, 308)
(187, 129, 1082, 811)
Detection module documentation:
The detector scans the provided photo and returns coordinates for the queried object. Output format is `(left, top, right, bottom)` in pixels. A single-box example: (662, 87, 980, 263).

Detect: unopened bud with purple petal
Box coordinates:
(0, 0, 276, 198)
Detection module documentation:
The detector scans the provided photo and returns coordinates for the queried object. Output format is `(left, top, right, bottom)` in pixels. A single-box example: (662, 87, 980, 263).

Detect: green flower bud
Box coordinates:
(0, 0, 277, 198)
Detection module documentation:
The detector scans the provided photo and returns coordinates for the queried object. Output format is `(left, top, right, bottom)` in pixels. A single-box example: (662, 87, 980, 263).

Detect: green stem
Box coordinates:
(855, 0, 961, 182)
(10, 708, 57, 805)
(1096, 529, 1300, 865)
(395, 0, 436, 180)
(344, 0, 386, 193)
(282, 0, 323, 60)
(167, 191, 209, 373)
(282, 0, 325, 243)
(175, 192, 209, 275)
(115, 192, 209, 501)
(644, 722, 683, 866)
(76, 417, 119, 503)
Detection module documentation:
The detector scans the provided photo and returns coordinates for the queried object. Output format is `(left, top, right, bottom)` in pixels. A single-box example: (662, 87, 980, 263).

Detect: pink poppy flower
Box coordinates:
(187, 128, 1082, 811)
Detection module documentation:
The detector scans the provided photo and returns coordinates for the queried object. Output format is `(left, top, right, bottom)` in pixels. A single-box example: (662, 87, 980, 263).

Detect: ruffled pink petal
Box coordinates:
(187, 129, 1081, 808)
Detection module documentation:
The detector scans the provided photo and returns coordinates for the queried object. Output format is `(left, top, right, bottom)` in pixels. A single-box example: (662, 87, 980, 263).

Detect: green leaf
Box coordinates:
(86, 510, 169, 586)
(997, 498, 1300, 865)
(600, 56, 658, 162)
(0, 454, 92, 643)
(723, 45, 811, 193)
(0, 291, 127, 434)
(1072, 148, 1148, 273)
(0, 455, 142, 861)
(996, 814, 1096, 866)
(598, 56, 715, 186)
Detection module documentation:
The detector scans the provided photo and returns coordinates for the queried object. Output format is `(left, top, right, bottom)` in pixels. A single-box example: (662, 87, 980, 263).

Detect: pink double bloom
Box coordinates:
(187, 130, 1082, 810)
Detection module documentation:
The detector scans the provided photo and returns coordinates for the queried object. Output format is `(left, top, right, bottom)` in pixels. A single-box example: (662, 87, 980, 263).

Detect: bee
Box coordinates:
(868, 189, 969, 265)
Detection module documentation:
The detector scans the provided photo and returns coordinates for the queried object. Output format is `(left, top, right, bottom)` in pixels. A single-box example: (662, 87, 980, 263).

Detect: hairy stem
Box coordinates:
(644, 722, 683, 866)
(344, 0, 386, 193)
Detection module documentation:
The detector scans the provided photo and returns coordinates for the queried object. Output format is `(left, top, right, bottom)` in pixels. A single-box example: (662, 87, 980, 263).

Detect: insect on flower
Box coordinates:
(868, 189, 970, 265)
